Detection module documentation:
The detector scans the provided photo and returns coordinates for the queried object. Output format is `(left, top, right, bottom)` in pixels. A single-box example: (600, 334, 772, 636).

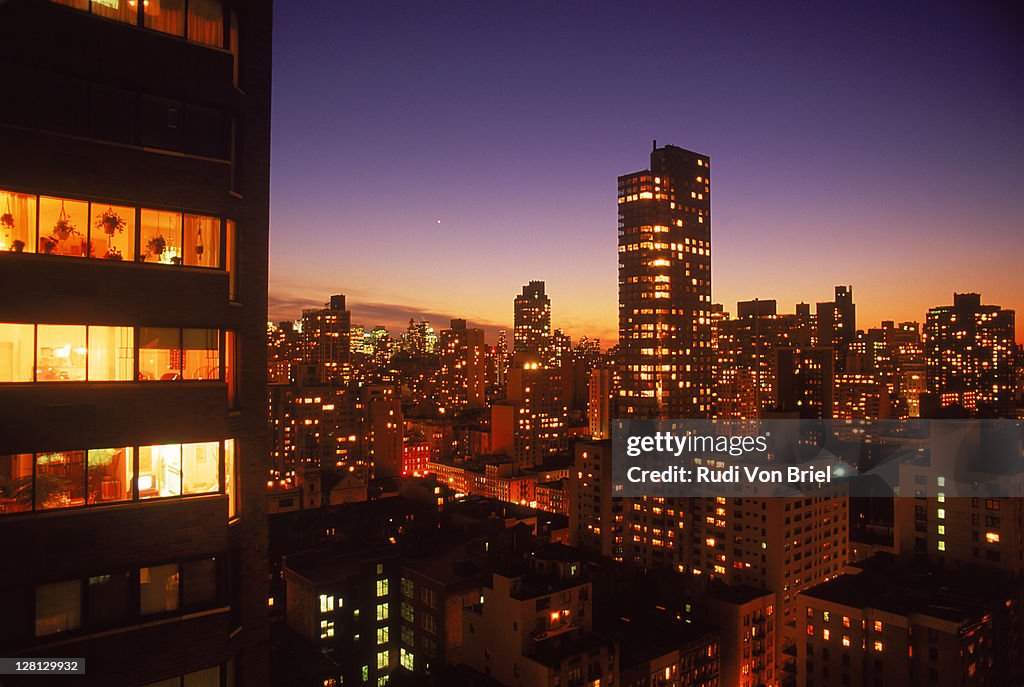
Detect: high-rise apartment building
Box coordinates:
(0, 0, 271, 684)
(513, 280, 551, 363)
(924, 292, 1016, 415)
(816, 286, 856, 372)
(301, 294, 351, 386)
(435, 318, 486, 411)
(617, 143, 713, 419)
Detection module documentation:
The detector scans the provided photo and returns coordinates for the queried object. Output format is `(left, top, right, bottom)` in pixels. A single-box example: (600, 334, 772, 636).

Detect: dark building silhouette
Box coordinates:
(617, 143, 713, 419)
(0, 1, 272, 684)
(817, 285, 856, 373)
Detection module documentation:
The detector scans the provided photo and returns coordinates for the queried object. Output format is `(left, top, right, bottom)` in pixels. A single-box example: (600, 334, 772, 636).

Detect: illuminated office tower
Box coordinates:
(435, 318, 486, 411)
(816, 286, 856, 373)
(0, 1, 271, 684)
(924, 292, 1016, 415)
(617, 143, 713, 419)
(301, 294, 351, 386)
(513, 280, 551, 363)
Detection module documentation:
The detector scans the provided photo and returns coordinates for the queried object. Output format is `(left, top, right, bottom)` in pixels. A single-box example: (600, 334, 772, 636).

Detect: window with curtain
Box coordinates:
(92, 0, 137, 24)
(1, 190, 37, 253)
(187, 0, 224, 48)
(87, 325, 134, 381)
(144, 0, 185, 36)
(0, 323, 34, 382)
(181, 441, 219, 494)
(225, 220, 237, 299)
(183, 328, 219, 380)
(184, 214, 219, 268)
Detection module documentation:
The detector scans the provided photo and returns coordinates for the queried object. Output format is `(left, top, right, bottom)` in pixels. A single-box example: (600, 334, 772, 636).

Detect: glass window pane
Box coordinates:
(138, 444, 182, 498)
(88, 326, 134, 381)
(35, 580, 82, 637)
(92, 0, 136, 24)
(35, 451, 86, 510)
(88, 448, 133, 504)
(39, 196, 88, 257)
(140, 563, 180, 614)
(144, 0, 185, 37)
(225, 219, 236, 297)
(0, 189, 37, 253)
(0, 454, 33, 514)
(140, 208, 182, 264)
(224, 438, 237, 519)
(139, 327, 181, 381)
(182, 558, 218, 608)
(0, 323, 34, 382)
(88, 572, 131, 627)
(37, 324, 87, 382)
(53, 0, 89, 9)
(184, 214, 219, 268)
(91, 203, 135, 262)
(182, 441, 219, 495)
(183, 328, 219, 380)
(187, 0, 223, 48)
(225, 330, 236, 406)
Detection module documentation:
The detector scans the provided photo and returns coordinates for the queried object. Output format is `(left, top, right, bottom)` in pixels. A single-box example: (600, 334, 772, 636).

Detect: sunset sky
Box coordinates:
(268, 1, 1023, 345)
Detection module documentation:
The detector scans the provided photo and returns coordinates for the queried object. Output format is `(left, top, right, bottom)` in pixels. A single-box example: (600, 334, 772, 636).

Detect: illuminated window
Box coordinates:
(400, 648, 414, 671)
(0, 189, 37, 253)
(376, 650, 389, 670)
(184, 214, 220, 268)
(873, 620, 883, 632)
(92, 203, 136, 262)
(182, 441, 220, 494)
(320, 594, 335, 613)
(842, 635, 851, 647)
(937, 541, 946, 551)
(225, 220, 237, 299)
(376, 602, 389, 621)
(376, 579, 389, 597)
(187, 0, 224, 47)
(140, 563, 180, 614)
(145, 0, 186, 36)
(986, 532, 1000, 543)
(90, 0, 136, 22)
(88, 326, 134, 381)
(937, 508, 945, 519)
(874, 640, 883, 652)
(39, 197, 88, 257)
(224, 438, 238, 520)
(139, 327, 182, 380)
(377, 627, 389, 645)
(0, 323, 34, 382)
(320, 619, 335, 639)
(140, 209, 182, 265)
(36, 325, 87, 382)
(183, 328, 220, 380)
(35, 451, 86, 509)
(87, 448, 133, 504)
(138, 444, 183, 498)
(842, 616, 850, 627)
(225, 330, 237, 406)
(823, 629, 830, 640)
(35, 581, 81, 637)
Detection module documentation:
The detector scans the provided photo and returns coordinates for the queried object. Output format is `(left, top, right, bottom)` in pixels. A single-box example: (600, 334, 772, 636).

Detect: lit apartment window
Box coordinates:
(140, 563, 180, 615)
(320, 594, 335, 613)
(0, 190, 37, 253)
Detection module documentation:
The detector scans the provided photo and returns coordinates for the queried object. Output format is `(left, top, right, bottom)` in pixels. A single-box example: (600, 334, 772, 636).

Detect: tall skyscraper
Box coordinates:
(924, 292, 1016, 415)
(435, 318, 486, 410)
(816, 285, 856, 372)
(617, 143, 713, 419)
(513, 280, 551, 363)
(301, 294, 352, 386)
(0, 1, 271, 684)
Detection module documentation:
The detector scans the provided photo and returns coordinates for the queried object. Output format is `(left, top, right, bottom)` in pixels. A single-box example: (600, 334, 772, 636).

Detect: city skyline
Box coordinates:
(269, 0, 1023, 343)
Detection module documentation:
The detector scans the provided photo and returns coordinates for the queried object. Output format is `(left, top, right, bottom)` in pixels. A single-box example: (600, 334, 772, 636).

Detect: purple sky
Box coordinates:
(268, 1, 1023, 345)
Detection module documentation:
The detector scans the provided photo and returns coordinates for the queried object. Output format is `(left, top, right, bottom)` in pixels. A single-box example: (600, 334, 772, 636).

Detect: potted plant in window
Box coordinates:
(40, 236, 57, 254)
(95, 207, 126, 237)
(104, 246, 123, 260)
(52, 202, 79, 242)
(11, 239, 25, 252)
(147, 234, 167, 258)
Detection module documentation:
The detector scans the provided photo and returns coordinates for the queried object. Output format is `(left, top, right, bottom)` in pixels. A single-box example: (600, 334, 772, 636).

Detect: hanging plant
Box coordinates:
(53, 201, 79, 242)
(147, 234, 167, 257)
(195, 221, 205, 259)
(104, 246, 123, 261)
(1, 196, 13, 230)
(95, 207, 126, 236)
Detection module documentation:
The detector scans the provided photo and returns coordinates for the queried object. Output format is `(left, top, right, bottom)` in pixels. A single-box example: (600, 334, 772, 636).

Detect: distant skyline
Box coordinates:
(269, 1, 1023, 344)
